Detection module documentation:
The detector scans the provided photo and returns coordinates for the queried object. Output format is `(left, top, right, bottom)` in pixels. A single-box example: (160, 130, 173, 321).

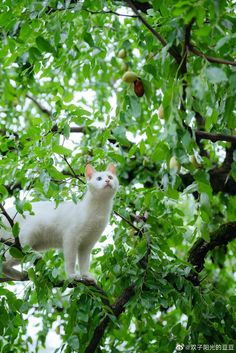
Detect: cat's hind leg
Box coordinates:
(63, 239, 78, 279)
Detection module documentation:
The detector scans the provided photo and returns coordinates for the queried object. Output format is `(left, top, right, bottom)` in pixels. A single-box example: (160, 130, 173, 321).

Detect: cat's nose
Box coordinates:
(105, 179, 110, 184)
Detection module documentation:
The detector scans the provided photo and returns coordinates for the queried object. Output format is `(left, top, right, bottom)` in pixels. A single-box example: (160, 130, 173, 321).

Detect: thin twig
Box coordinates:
(114, 210, 141, 233)
(83, 8, 138, 18)
(0, 204, 22, 249)
(125, 0, 182, 64)
(0, 204, 14, 228)
(62, 156, 86, 184)
(52, 126, 85, 134)
(0, 238, 15, 247)
(189, 45, 236, 67)
(26, 94, 52, 116)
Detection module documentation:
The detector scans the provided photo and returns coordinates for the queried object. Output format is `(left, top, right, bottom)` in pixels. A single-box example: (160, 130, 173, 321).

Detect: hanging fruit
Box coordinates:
(122, 71, 138, 83)
(134, 78, 144, 97)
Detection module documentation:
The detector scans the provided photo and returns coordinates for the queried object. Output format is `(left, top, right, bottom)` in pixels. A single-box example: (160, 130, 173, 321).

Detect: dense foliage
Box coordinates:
(0, 1, 236, 352)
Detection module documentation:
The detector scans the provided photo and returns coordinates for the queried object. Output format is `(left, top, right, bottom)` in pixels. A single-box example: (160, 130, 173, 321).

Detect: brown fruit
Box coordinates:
(134, 78, 145, 97)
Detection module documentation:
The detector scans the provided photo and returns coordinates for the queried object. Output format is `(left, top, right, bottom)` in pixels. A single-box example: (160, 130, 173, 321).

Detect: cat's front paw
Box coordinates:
(80, 274, 97, 284)
(68, 273, 81, 282)
(68, 273, 97, 284)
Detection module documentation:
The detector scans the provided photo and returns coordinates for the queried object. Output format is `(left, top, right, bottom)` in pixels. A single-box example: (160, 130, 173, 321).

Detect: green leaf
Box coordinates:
(9, 247, 23, 259)
(52, 145, 72, 156)
(205, 67, 227, 84)
(36, 36, 55, 54)
(84, 32, 94, 47)
(12, 222, 20, 237)
(0, 185, 8, 200)
(48, 166, 66, 180)
(224, 96, 236, 128)
(29, 47, 42, 61)
(68, 335, 80, 350)
(129, 96, 141, 118)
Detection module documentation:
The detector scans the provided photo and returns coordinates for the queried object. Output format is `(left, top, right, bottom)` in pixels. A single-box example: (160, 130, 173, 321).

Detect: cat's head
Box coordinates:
(85, 164, 119, 198)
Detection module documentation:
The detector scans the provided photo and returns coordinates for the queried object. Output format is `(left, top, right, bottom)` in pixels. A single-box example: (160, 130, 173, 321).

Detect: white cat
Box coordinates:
(1, 164, 118, 282)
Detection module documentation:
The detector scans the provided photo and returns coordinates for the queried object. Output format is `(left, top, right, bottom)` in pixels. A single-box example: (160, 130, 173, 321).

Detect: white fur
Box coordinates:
(1, 165, 118, 281)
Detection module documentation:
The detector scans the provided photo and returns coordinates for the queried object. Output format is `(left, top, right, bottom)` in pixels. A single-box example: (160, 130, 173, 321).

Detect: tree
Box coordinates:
(0, 0, 236, 352)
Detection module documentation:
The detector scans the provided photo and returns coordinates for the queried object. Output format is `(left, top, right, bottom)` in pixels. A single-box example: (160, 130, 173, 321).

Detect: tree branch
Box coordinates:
(53, 125, 85, 134)
(85, 233, 151, 353)
(181, 170, 236, 195)
(0, 204, 22, 250)
(0, 274, 111, 308)
(26, 94, 52, 117)
(0, 227, 151, 353)
(26, 94, 87, 135)
(0, 238, 15, 247)
(6, 92, 236, 146)
(189, 45, 236, 67)
(62, 156, 86, 184)
(0, 204, 14, 228)
(195, 130, 236, 144)
(114, 210, 141, 233)
(125, 0, 182, 64)
(125, 1, 152, 13)
(83, 8, 138, 18)
(187, 222, 236, 285)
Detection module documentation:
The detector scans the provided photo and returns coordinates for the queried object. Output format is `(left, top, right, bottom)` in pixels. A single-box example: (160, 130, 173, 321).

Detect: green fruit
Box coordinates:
(122, 71, 138, 83)
(169, 156, 180, 171)
(158, 104, 164, 119)
(118, 49, 126, 59)
(121, 62, 128, 71)
(190, 155, 201, 168)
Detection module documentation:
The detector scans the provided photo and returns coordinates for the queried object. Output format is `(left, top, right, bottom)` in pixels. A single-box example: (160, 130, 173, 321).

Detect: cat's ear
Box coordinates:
(85, 164, 95, 180)
(107, 164, 116, 175)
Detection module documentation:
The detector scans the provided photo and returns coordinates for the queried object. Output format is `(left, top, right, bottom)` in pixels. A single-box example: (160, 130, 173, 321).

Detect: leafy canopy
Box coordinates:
(0, 1, 236, 352)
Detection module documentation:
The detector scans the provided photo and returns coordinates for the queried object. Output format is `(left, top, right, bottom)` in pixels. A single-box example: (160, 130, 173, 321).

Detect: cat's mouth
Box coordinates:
(104, 184, 112, 189)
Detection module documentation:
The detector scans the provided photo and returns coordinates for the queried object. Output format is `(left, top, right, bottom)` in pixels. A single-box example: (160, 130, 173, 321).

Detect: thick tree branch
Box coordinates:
(181, 170, 236, 195)
(85, 233, 151, 353)
(180, 17, 195, 80)
(187, 222, 236, 284)
(85, 284, 136, 353)
(125, 1, 152, 13)
(189, 45, 236, 67)
(0, 215, 151, 353)
(0, 274, 111, 308)
(221, 143, 236, 171)
(195, 130, 236, 144)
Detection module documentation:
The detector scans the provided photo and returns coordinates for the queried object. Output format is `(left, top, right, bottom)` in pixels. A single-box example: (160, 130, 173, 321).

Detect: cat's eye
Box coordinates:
(108, 175, 113, 180)
(96, 176, 102, 181)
